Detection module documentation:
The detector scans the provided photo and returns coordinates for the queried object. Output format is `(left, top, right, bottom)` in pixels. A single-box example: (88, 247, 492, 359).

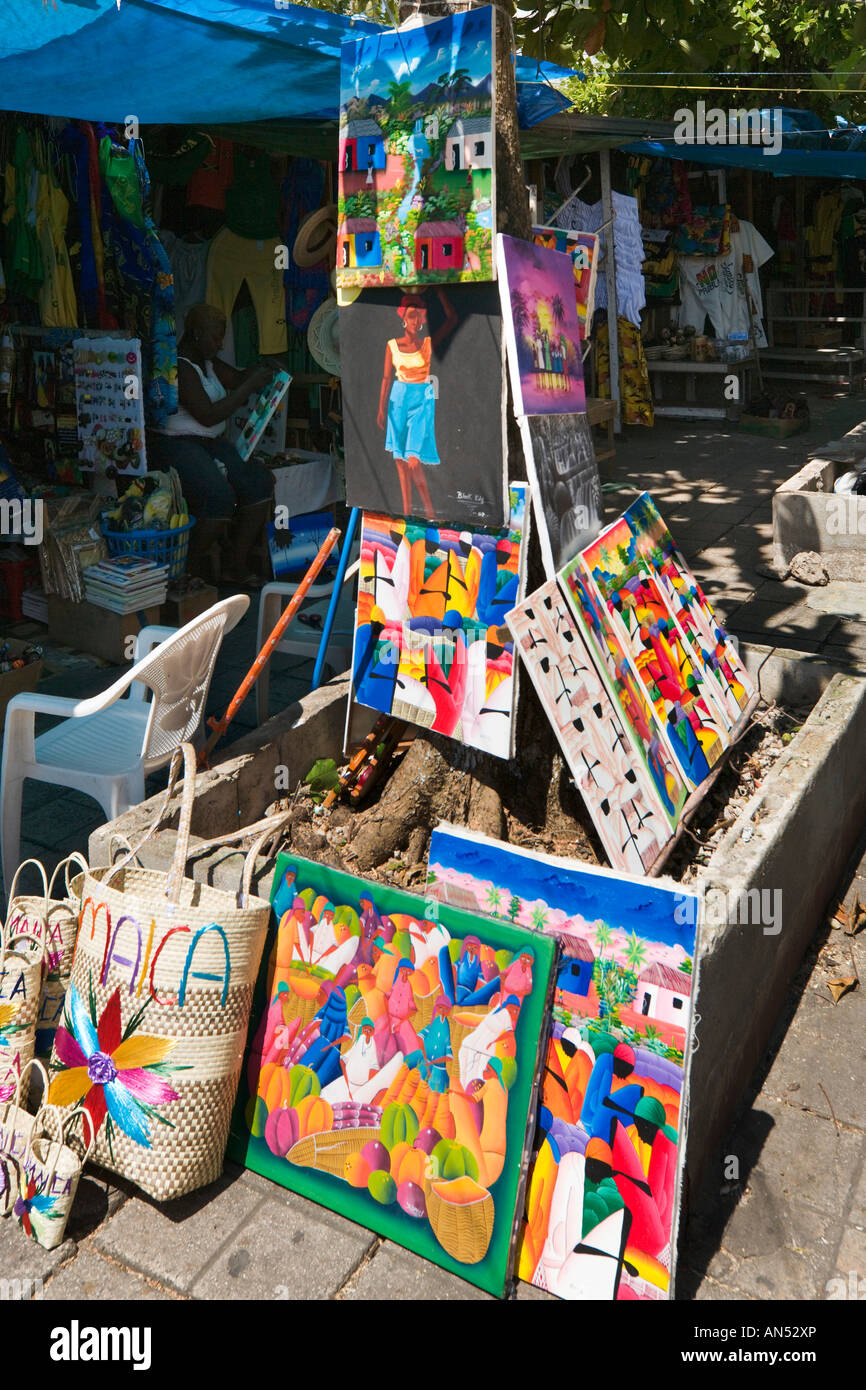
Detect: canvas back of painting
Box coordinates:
(425, 825, 701, 1301)
(350, 485, 527, 760)
(228, 853, 555, 1298)
(337, 8, 496, 290)
(496, 233, 587, 417)
(507, 579, 673, 876)
(340, 285, 507, 528)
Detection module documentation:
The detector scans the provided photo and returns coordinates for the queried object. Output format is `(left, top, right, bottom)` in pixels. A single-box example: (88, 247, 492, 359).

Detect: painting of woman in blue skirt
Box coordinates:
(376, 290, 457, 519)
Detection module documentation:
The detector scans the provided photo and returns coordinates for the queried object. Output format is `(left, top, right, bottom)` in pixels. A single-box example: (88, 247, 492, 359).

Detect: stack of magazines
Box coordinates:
(83, 555, 169, 613)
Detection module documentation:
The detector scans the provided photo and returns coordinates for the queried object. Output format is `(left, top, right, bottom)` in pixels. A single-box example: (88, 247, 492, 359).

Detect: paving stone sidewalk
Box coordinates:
(3, 399, 865, 1301)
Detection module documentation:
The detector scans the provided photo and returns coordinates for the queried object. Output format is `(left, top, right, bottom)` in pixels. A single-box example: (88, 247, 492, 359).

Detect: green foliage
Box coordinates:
(516, 0, 866, 124)
(304, 757, 340, 802)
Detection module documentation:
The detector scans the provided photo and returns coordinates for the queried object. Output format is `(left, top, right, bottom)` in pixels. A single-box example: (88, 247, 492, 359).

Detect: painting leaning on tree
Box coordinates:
(337, 7, 496, 289)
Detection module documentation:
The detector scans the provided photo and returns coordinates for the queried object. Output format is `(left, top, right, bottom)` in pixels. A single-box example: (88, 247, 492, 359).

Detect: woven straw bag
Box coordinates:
(0, 861, 48, 1108)
(32, 855, 89, 1061)
(0, 1058, 50, 1216)
(11, 1106, 94, 1250)
(48, 743, 277, 1201)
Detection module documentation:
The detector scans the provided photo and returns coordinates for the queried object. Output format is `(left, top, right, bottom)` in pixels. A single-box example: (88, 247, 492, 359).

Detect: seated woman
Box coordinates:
(148, 303, 275, 582)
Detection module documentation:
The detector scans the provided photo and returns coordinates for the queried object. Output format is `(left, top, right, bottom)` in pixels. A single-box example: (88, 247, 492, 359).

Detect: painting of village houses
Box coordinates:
(337, 7, 495, 288)
(425, 826, 700, 1300)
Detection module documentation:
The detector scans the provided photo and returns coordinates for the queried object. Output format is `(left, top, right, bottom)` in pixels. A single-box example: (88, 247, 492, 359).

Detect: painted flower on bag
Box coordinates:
(48, 982, 181, 1152)
(14, 1176, 59, 1239)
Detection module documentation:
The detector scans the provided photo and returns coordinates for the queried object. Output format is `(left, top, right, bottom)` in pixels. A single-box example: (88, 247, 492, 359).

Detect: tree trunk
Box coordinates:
(341, 0, 598, 875)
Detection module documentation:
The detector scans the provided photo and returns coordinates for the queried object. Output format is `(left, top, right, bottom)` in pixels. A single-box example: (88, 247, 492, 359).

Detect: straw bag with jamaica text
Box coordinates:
(47, 744, 281, 1202)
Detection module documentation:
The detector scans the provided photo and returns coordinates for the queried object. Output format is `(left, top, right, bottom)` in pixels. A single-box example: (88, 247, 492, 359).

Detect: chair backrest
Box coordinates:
(132, 595, 249, 764)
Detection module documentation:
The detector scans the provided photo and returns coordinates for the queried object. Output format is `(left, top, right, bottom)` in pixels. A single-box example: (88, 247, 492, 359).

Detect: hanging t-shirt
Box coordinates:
(677, 220, 774, 347)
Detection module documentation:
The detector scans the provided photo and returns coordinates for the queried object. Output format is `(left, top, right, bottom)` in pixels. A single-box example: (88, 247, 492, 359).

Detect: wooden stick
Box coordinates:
(198, 527, 341, 768)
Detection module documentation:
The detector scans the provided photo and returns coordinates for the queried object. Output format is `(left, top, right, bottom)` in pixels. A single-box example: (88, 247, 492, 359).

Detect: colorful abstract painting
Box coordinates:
(341, 285, 506, 528)
(577, 518, 732, 789)
(507, 580, 673, 874)
(228, 853, 555, 1298)
(425, 825, 700, 1300)
(497, 234, 586, 417)
(351, 484, 527, 760)
(532, 226, 599, 341)
(520, 412, 601, 576)
(337, 8, 495, 290)
(559, 561, 689, 829)
(622, 493, 757, 725)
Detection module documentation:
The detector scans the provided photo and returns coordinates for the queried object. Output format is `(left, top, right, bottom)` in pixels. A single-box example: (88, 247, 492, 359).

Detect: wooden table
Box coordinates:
(647, 356, 755, 420)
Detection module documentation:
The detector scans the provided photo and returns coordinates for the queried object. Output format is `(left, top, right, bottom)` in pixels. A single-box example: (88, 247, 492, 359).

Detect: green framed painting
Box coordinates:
(228, 853, 555, 1297)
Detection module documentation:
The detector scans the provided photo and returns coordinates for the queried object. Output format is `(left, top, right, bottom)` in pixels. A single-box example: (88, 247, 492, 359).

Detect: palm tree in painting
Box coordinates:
(510, 289, 532, 370)
(593, 920, 613, 959)
(437, 67, 473, 100)
(485, 884, 504, 915)
(551, 293, 566, 329)
(624, 932, 648, 975)
(681, 957, 693, 975)
(530, 903, 549, 932)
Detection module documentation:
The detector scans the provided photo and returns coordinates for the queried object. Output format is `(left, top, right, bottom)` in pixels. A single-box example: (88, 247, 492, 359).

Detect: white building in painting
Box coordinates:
(636, 963, 691, 1027)
(445, 117, 493, 172)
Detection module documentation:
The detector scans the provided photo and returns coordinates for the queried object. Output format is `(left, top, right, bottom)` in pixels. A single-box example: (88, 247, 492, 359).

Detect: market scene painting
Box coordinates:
(338, 8, 496, 289)
(230, 854, 555, 1297)
(425, 827, 699, 1300)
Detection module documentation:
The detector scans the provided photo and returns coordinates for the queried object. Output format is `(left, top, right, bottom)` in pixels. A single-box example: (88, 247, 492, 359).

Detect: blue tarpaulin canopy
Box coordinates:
(626, 109, 866, 179)
(0, 0, 574, 132)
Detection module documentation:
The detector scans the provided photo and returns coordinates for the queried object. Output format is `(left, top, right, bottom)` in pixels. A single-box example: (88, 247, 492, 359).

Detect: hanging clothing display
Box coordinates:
(224, 150, 280, 240)
(281, 157, 330, 332)
(677, 219, 774, 348)
(187, 137, 234, 211)
(596, 317, 654, 427)
(36, 171, 77, 327)
(206, 227, 287, 354)
(555, 191, 645, 328)
(159, 229, 210, 338)
(805, 190, 843, 275)
(2, 128, 44, 300)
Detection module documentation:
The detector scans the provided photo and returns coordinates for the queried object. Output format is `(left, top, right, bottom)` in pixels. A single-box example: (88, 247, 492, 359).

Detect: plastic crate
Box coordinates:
(101, 516, 195, 581)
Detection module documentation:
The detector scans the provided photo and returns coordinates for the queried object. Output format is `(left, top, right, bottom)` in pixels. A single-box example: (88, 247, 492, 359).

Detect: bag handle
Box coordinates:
(101, 743, 198, 910)
(47, 852, 89, 904)
(100, 747, 289, 910)
(193, 811, 292, 907)
(23, 1105, 93, 1198)
(0, 1058, 50, 1135)
(1, 858, 49, 970)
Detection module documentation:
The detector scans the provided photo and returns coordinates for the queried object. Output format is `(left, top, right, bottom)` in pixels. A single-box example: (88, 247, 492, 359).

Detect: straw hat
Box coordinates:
(293, 204, 338, 268)
(307, 296, 340, 375)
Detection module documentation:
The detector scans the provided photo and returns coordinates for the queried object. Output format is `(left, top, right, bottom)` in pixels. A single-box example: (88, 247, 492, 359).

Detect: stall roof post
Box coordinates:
(600, 147, 621, 433)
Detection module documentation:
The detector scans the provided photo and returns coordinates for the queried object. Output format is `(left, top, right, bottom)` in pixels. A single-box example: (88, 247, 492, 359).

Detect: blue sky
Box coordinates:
(429, 829, 699, 954)
(341, 7, 493, 106)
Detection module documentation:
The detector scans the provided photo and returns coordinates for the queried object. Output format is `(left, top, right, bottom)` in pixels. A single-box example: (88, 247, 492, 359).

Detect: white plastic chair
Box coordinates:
(0, 595, 249, 890)
(255, 561, 357, 726)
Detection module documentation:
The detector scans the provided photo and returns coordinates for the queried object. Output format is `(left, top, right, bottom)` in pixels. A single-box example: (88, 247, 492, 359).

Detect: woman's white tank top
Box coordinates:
(158, 357, 227, 438)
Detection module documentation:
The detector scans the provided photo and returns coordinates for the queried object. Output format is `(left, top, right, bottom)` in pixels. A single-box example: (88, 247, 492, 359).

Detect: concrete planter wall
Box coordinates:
(90, 655, 866, 1207)
(773, 434, 866, 579)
